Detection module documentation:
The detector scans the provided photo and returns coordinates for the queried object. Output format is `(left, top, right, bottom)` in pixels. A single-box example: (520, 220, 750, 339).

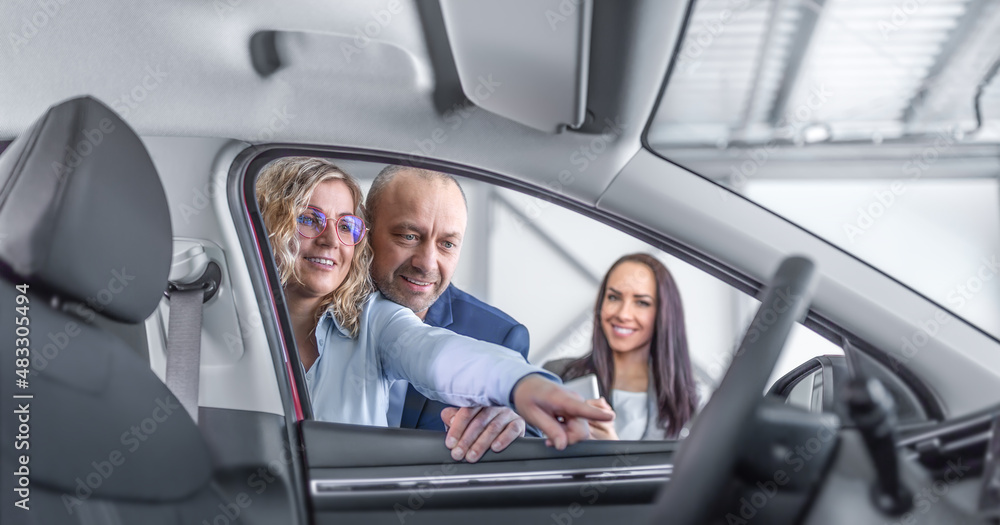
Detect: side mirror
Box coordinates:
(767, 355, 850, 419)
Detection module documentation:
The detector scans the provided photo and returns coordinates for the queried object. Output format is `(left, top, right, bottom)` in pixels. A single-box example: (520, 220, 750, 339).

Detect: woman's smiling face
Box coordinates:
(285, 179, 356, 301)
(600, 261, 658, 356)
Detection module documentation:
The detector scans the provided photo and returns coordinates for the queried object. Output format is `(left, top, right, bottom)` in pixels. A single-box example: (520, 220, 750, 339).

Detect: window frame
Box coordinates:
(231, 142, 945, 435)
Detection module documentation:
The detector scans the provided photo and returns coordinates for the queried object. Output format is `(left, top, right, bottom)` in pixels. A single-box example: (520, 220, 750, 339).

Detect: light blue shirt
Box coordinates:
(305, 292, 557, 426)
(386, 380, 408, 427)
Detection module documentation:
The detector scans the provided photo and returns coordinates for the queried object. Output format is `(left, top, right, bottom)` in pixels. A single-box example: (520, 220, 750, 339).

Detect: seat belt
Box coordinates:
(163, 261, 221, 424)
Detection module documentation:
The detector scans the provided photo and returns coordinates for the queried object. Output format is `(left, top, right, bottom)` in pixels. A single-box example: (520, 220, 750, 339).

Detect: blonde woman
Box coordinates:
(256, 157, 611, 450)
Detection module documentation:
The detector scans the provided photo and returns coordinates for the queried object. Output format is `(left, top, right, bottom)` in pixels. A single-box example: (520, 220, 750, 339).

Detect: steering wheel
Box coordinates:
(650, 256, 818, 524)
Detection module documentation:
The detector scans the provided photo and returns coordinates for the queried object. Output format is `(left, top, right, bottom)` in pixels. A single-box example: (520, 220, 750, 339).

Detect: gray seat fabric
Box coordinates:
(0, 96, 241, 524)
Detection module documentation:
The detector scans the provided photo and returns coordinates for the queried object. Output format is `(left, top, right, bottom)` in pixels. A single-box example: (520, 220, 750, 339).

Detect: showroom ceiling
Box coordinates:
(650, 0, 1000, 158)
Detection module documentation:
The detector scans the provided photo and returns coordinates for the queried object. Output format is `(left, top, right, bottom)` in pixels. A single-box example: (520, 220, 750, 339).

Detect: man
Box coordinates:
(366, 165, 534, 463)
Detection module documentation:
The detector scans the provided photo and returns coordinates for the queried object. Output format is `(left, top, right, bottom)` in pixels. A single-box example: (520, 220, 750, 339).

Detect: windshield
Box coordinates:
(647, 0, 1000, 338)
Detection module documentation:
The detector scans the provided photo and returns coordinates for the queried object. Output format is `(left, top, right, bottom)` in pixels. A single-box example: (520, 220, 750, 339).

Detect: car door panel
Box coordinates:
(198, 408, 302, 525)
(301, 420, 674, 520)
(302, 420, 676, 466)
(321, 505, 656, 525)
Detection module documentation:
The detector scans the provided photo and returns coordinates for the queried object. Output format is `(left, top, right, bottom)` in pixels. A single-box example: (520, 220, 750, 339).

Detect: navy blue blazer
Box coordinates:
(399, 284, 530, 431)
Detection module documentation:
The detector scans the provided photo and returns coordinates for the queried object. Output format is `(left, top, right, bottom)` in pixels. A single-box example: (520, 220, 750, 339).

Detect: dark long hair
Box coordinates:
(564, 253, 698, 437)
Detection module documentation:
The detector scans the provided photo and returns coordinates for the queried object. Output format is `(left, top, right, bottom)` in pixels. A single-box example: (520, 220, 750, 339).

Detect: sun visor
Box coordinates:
(440, 0, 592, 133)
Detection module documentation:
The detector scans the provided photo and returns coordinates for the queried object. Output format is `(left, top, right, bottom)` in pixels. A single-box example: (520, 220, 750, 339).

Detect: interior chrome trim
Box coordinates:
(311, 464, 672, 495)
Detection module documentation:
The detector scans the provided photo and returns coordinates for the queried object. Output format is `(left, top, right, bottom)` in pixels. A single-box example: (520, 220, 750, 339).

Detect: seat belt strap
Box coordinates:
(163, 260, 221, 424)
(165, 288, 205, 424)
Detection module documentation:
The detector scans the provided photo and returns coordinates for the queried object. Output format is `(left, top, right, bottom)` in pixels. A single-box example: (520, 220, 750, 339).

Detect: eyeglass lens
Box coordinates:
(296, 208, 327, 238)
(336, 215, 366, 245)
(297, 208, 365, 246)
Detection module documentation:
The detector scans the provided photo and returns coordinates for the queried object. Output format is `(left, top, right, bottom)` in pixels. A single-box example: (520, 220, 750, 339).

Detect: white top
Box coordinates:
(305, 292, 557, 426)
(611, 389, 649, 440)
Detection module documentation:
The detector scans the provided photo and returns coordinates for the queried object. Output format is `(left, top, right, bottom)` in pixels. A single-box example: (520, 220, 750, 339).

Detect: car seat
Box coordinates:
(0, 96, 244, 525)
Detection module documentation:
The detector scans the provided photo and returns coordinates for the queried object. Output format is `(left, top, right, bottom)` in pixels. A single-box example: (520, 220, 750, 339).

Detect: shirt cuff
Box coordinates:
(507, 371, 563, 410)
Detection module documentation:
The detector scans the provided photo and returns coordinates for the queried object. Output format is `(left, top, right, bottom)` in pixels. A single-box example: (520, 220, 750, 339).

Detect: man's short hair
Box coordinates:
(366, 165, 467, 224)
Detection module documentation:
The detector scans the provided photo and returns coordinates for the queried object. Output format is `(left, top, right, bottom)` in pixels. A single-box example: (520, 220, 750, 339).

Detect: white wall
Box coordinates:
(746, 178, 1000, 338)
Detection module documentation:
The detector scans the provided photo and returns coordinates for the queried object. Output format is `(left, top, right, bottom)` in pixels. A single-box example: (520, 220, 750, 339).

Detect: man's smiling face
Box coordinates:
(370, 171, 467, 318)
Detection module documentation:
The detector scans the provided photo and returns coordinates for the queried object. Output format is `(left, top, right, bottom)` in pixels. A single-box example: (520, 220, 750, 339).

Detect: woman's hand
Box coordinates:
(584, 398, 619, 440)
(511, 374, 615, 449)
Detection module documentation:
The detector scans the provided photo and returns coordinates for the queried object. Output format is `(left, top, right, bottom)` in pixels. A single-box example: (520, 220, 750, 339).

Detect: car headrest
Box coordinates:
(0, 96, 171, 323)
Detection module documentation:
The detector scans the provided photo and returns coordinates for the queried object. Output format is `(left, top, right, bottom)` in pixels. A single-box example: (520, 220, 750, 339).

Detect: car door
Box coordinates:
(302, 421, 674, 524)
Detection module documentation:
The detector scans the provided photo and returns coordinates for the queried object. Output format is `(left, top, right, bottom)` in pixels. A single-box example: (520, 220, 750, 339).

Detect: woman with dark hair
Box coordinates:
(543, 253, 699, 440)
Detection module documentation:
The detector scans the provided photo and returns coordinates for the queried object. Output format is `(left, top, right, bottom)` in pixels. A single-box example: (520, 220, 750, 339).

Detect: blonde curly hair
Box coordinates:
(255, 157, 374, 337)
